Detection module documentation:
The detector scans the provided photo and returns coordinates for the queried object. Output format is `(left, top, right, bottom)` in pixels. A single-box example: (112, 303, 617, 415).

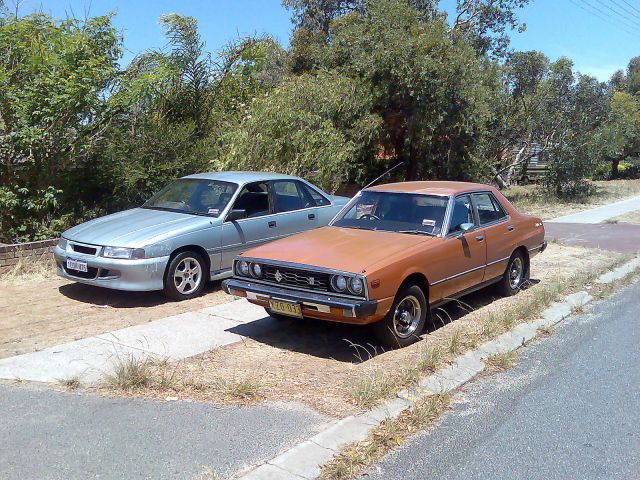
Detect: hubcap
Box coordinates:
(509, 257, 523, 289)
(392, 295, 422, 339)
(173, 257, 202, 295)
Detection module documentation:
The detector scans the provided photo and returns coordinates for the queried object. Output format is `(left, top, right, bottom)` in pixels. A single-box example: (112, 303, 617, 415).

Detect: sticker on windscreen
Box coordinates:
(208, 208, 219, 215)
(422, 219, 436, 227)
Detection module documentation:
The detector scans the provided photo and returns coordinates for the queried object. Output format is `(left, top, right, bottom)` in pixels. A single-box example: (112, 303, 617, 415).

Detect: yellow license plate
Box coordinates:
(269, 299, 303, 318)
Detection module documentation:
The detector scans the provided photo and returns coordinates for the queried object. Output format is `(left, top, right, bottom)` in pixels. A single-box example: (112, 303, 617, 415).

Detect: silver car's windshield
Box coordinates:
(143, 179, 238, 217)
(332, 191, 448, 236)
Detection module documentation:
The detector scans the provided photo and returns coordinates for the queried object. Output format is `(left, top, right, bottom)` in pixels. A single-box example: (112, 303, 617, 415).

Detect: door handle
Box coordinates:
(507, 225, 514, 231)
(268, 221, 277, 228)
(308, 213, 316, 220)
(475, 235, 484, 241)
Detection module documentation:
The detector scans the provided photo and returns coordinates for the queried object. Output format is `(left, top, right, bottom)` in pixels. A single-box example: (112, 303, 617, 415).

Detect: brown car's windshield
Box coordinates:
(331, 191, 449, 236)
(143, 179, 238, 216)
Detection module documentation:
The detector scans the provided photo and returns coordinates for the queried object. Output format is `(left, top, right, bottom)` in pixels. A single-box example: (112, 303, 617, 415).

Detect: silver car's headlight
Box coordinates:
(57, 237, 68, 250)
(102, 246, 145, 260)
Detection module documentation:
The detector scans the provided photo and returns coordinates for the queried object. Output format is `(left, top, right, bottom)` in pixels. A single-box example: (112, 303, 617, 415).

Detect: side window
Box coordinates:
(474, 193, 507, 225)
(299, 182, 331, 206)
(231, 182, 270, 218)
(272, 180, 312, 213)
(448, 195, 475, 235)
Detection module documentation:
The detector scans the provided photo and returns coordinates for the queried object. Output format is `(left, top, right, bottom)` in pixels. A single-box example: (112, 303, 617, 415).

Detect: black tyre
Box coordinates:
(163, 251, 207, 301)
(373, 284, 427, 348)
(497, 251, 526, 297)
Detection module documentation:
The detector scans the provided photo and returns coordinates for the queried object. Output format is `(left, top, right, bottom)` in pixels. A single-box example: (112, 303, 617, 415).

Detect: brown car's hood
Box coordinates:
(242, 226, 433, 273)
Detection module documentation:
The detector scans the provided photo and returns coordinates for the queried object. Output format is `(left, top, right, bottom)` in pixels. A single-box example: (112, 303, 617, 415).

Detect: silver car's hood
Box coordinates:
(62, 208, 220, 248)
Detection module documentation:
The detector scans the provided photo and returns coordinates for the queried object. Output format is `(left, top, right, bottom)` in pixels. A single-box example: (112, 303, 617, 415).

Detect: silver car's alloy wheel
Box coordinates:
(173, 257, 202, 295)
(393, 295, 422, 339)
(509, 256, 523, 290)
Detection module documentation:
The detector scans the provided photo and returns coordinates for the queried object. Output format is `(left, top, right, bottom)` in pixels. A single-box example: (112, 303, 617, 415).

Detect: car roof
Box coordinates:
(182, 171, 301, 184)
(366, 181, 495, 196)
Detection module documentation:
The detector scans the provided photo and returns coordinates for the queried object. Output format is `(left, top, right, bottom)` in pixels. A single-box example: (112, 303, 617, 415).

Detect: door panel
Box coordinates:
(431, 195, 486, 301)
(220, 181, 277, 271)
(271, 180, 318, 236)
(221, 217, 281, 270)
(472, 192, 513, 280)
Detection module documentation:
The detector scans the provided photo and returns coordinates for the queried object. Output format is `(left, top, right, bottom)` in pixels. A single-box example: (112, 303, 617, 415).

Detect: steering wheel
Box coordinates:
(360, 213, 380, 221)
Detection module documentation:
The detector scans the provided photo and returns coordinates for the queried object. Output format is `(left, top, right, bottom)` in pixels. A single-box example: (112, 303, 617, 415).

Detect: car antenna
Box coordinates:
(362, 162, 404, 190)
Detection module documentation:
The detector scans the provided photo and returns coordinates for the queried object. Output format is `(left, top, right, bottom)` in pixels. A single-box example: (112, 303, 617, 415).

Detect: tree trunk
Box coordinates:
(611, 159, 620, 179)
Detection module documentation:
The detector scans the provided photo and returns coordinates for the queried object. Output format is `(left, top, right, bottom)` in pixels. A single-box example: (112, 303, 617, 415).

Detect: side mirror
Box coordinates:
(455, 222, 474, 238)
(226, 209, 247, 222)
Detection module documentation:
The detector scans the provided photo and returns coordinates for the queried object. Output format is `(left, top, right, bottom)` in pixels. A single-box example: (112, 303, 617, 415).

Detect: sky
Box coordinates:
(11, 0, 639, 81)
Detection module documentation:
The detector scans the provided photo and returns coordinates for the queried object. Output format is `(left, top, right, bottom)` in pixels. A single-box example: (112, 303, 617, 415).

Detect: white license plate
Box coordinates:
(66, 258, 88, 273)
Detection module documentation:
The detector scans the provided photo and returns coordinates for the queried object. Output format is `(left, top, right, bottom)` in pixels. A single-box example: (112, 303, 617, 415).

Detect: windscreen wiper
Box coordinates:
(397, 229, 435, 236)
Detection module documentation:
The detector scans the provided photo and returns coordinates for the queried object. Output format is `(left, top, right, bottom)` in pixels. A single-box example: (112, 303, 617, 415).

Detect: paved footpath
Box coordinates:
(365, 280, 640, 480)
(545, 195, 640, 253)
(0, 382, 330, 480)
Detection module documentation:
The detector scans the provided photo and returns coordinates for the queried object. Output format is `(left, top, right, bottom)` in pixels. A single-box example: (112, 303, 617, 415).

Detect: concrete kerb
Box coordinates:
(236, 256, 640, 480)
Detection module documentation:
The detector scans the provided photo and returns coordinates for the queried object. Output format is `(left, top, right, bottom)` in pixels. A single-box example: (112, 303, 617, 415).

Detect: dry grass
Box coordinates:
(100, 354, 263, 402)
(485, 351, 517, 372)
(320, 395, 450, 480)
(504, 179, 640, 219)
(0, 253, 56, 286)
(57, 376, 82, 390)
(607, 209, 640, 225)
(97, 244, 626, 418)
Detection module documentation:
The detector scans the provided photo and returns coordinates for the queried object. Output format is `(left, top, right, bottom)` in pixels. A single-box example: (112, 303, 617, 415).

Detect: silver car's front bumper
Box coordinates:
(53, 245, 169, 291)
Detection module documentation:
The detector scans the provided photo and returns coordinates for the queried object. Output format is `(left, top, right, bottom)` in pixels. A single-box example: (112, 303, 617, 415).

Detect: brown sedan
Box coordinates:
(222, 181, 546, 347)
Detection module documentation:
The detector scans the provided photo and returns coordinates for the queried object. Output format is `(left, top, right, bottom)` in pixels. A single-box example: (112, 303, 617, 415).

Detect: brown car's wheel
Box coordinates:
(373, 284, 427, 348)
(163, 251, 206, 301)
(497, 251, 526, 297)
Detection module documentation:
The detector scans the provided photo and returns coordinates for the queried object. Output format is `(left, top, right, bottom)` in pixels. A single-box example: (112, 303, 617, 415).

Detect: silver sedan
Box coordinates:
(53, 172, 349, 300)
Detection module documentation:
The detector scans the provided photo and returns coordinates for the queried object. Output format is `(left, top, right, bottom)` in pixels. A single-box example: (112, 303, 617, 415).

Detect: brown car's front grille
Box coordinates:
(263, 265, 331, 292)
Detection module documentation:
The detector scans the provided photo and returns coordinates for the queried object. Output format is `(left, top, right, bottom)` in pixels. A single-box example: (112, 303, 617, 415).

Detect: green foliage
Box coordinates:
(219, 72, 380, 192)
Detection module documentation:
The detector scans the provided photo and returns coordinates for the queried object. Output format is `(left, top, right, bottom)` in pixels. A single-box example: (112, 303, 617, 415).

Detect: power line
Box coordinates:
(571, 0, 640, 39)
(609, 0, 640, 20)
(596, 0, 640, 29)
(620, 0, 640, 16)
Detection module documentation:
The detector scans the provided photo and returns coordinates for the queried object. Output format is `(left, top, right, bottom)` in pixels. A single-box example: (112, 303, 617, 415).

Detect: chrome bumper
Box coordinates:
(222, 278, 378, 318)
(53, 245, 169, 291)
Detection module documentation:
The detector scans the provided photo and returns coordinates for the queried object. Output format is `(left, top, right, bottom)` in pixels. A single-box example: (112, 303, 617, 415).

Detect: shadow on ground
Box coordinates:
(57, 281, 223, 308)
(230, 279, 541, 364)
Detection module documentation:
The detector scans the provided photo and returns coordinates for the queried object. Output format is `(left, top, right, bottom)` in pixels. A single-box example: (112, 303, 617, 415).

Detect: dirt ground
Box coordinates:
(123, 243, 622, 418)
(0, 275, 231, 359)
(504, 179, 640, 220)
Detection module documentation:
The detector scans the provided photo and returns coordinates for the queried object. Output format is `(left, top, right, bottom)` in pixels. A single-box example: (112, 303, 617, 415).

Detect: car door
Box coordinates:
(220, 181, 279, 271)
(270, 179, 319, 235)
(434, 194, 487, 299)
(472, 191, 513, 281)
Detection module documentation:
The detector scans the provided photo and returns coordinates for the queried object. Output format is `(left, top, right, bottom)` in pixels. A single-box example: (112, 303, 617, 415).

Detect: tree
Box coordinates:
(627, 56, 640, 96)
(324, 0, 490, 181)
(597, 92, 640, 178)
(0, 13, 121, 241)
(218, 72, 380, 191)
(449, 0, 532, 58)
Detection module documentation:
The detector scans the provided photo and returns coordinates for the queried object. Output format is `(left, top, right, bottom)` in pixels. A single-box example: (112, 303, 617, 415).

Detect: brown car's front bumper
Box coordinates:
(222, 278, 378, 320)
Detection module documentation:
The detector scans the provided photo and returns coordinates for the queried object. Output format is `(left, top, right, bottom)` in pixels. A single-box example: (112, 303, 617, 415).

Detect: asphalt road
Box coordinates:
(545, 222, 640, 253)
(365, 279, 640, 480)
(0, 386, 329, 480)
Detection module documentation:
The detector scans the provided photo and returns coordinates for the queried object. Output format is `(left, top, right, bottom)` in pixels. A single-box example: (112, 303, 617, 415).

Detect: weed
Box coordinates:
(57, 376, 82, 390)
(320, 395, 450, 480)
(102, 355, 154, 390)
(351, 368, 395, 408)
(485, 351, 517, 371)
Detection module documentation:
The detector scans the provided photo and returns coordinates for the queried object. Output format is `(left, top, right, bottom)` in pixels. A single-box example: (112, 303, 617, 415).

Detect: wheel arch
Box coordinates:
(399, 272, 430, 301)
(164, 245, 211, 282)
(512, 245, 530, 278)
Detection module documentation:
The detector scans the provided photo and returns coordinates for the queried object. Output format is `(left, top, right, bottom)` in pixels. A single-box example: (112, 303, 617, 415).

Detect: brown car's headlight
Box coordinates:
(348, 277, 364, 295)
(332, 275, 348, 292)
(250, 262, 263, 278)
(236, 260, 250, 276)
